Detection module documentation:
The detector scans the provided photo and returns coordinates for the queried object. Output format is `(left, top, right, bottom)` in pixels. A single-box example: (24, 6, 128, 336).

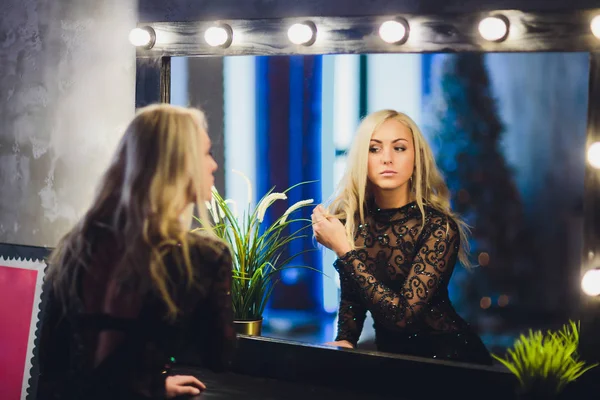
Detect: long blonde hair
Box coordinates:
(47, 104, 215, 319)
(327, 109, 471, 267)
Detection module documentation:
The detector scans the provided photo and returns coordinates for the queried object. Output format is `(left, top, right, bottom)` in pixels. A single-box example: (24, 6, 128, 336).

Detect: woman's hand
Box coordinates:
(311, 205, 352, 257)
(325, 340, 354, 349)
(165, 375, 206, 398)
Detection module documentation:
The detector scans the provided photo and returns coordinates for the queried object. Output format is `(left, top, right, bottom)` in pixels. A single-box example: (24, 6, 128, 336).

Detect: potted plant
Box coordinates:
(492, 320, 597, 399)
(195, 173, 319, 336)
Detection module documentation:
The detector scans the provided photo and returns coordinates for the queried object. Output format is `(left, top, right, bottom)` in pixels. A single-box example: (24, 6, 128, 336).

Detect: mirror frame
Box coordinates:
(134, 7, 600, 365)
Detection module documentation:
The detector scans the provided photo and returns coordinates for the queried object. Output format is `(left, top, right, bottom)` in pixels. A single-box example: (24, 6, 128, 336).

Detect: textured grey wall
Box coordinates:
(0, 0, 137, 247)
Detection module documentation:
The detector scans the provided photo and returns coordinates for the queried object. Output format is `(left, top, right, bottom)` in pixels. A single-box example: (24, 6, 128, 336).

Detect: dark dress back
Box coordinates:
(37, 233, 235, 400)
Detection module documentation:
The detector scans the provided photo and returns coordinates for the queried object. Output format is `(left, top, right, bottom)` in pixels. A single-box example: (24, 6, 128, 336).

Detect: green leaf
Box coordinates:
(491, 320, 597, 395)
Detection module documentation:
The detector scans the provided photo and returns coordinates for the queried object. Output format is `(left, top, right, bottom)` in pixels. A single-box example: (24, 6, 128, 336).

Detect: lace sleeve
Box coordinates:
(334, 269, 368, 347)
(202, 246, 236, 371)
(334, 217, 459, 329)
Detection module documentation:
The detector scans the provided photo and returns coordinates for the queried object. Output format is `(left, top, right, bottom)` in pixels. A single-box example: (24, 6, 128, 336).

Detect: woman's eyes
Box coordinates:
(369, 146, 406, 153)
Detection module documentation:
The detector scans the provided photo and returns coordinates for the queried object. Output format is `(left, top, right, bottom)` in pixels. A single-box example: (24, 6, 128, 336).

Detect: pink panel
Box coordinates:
(0, 266, 38, 400)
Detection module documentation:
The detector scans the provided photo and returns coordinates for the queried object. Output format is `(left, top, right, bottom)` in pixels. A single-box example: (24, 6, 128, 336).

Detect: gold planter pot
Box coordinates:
(233, 319, 263, 336)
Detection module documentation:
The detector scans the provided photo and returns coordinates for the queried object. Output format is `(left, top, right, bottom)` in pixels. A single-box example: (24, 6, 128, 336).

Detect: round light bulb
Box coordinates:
(129, 27, 154, 48)
(204, 25, 232, 48)
(478, 16, 509, 42)
(591, 15, 600, 39)
(582, 269, 600, 296)
(587, 142, 600, 169)
(288, 22, 316, 45)
(379, 20, 408, 44)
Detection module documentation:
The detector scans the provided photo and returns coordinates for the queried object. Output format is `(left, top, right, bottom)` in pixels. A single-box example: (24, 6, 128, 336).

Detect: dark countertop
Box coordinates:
(171, 335, 517, 400)
(172, 335, 600, 400)
(173, 367, 395, 400)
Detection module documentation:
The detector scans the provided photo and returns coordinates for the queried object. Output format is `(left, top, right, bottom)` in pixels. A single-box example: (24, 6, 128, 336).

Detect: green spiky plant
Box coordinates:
(492, 320, 597, 398)
(194, 176, 321, 321)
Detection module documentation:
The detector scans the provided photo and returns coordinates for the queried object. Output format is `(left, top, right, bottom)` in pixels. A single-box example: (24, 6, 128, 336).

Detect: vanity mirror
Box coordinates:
(134, 8, 600, 371)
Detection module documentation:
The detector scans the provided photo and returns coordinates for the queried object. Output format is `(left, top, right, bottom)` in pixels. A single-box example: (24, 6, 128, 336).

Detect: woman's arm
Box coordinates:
(333, 270, 368, 347)
(312, 205, 367, 346)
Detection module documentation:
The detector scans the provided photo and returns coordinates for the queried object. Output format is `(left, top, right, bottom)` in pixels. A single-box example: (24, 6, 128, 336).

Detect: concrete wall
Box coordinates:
(0, 0, 137, 247)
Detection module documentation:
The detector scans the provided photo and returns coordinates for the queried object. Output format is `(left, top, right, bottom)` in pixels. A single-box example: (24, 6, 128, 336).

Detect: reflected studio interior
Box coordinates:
(170, 52, 588, 362)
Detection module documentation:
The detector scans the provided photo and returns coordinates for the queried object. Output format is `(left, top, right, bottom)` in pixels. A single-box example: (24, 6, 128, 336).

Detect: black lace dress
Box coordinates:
(334, 201, 492, 365)
(37, 233, 236, 400)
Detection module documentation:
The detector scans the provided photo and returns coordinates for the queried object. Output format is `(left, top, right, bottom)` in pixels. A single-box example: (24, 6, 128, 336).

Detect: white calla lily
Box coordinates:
(256, 193, 287, 223)
(279, 199, 314, 225)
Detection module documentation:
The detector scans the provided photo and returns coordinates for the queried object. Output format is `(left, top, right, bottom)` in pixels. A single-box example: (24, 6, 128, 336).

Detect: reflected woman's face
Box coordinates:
(367, 119, 415, 193)
(200, 129, 218, 201)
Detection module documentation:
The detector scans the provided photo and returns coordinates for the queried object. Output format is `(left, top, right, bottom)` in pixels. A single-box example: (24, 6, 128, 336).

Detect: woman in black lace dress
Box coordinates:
(37, 104, 236, 399)
(312, 109, 492, 365)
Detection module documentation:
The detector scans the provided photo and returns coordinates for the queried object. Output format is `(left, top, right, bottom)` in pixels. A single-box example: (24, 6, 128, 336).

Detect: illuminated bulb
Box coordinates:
(592, 15, 600, 39)
(498, 294, 509, 307)
(478, 16, 509, 42)
(204, 25, 233, 48)
(129, 27, 155, 48)
(582, 269, 600, 296)
(477, 252, 490, 267)
(379, 20, 408, 44)
(480, 297, 492, 309)
(288, 22, 317, 46)
(587, 142, 600, 169)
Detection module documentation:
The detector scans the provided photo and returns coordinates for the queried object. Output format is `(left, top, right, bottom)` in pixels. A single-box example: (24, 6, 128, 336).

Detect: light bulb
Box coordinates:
(591, 15, 600, 39)
(582, 269, 600, 296)
(204, 25, 233, 48)
(288, 22, 317, 46)
(379, 20, 408, 44)
(129, 27, 155, 48)
(587, 142, 600, 169)
(478, 16, 509, 42)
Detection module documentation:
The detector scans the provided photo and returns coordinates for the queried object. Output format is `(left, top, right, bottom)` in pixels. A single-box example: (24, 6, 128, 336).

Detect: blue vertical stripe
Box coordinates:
(422, 53, 434, 99)
(359, 55, 368, 119)
(286, 55, 324, 308)
(306, 55, 323, 309)
(288, 55, 304, 208)
(255, 56, 271, 208)
(287, 55, 305, 285)
(254, 55, 324, 312)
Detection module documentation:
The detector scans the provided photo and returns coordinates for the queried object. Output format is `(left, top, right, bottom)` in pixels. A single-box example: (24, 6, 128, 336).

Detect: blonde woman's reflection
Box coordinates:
(313, 110, 492, 365)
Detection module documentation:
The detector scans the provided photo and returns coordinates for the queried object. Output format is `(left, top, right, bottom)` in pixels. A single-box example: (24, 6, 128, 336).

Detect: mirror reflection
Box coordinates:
(171, 52, 589, 365)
